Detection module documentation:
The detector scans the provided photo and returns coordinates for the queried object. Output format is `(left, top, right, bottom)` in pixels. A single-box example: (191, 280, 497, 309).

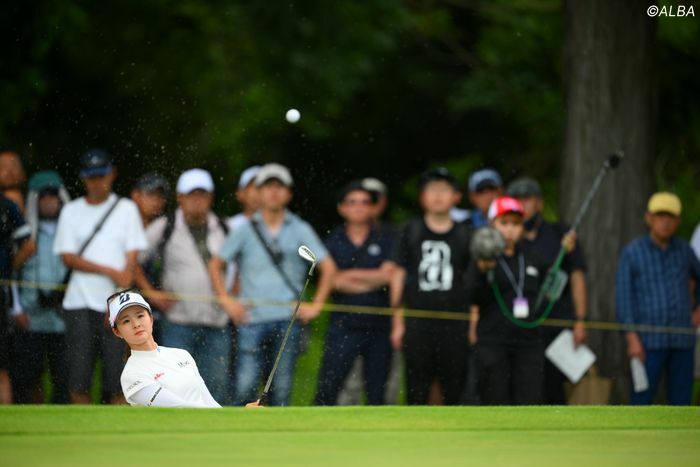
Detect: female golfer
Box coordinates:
(109, 288, 224, 408)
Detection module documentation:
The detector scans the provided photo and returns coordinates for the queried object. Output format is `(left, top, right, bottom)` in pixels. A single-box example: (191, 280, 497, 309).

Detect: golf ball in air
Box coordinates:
(286, 108, 301, 123)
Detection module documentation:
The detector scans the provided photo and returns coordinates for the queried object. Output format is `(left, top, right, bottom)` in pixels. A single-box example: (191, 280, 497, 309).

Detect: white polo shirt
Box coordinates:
(53, 194, 147, 312)
(121, 346, 220, 408)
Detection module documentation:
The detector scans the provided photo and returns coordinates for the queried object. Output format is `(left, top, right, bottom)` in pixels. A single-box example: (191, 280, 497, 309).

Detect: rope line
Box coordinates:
(2, 278, 697, 336)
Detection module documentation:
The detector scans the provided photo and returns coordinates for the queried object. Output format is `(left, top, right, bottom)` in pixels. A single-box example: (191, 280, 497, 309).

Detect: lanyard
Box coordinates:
(497, 254, 525, 298)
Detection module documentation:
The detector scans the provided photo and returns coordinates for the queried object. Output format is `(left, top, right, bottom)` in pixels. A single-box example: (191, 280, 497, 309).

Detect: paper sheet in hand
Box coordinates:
(630, 357, 649, 393)
(545, 330, 596, 384)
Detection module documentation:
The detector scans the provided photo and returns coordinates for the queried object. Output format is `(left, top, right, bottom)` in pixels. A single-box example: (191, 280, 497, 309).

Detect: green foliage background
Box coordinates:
(1, 0, 698, 234)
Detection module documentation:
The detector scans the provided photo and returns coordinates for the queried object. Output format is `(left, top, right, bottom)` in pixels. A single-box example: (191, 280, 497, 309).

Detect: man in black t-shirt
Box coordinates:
(391, 168, 472, 405)
(506, 177, 588, 404)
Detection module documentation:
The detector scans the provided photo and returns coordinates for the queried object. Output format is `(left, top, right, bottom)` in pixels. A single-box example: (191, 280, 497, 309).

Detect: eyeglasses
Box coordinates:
(343, 198, 372, 206)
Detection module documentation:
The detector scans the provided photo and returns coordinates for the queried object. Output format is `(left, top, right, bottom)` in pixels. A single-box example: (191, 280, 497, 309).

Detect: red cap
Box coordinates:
(488, 196, 524, 220)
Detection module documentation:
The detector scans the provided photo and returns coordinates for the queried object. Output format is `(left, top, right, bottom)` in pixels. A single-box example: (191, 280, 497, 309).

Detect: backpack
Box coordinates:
(143, 212, 229, 289)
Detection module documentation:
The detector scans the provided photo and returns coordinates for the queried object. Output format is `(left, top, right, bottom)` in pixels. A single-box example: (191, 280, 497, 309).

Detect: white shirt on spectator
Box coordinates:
(121, 346, 220, 408)
(691, 223, 700, 260)
(54, 193, 147, 312)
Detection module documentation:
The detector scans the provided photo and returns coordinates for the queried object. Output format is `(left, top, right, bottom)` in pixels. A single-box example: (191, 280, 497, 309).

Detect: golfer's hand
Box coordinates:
(298, 302, 322, 323)
(246, 400, 264, 408)
(391, 318, 405, 350)
(14, 313, 29, 331)
(562, 231, 577, 253)
(626, 332, 645, 362)
(477, 259, 496, 272)
(572, 320, 587, 347)
(220, 296, 248, 326)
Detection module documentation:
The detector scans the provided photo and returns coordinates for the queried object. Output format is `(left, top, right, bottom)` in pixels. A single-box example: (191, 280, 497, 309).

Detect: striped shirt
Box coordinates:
(616, 234, 700, 349)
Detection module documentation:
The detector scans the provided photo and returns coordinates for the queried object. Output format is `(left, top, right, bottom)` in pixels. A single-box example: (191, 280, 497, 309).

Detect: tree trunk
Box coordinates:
(561, 0, 657, 403)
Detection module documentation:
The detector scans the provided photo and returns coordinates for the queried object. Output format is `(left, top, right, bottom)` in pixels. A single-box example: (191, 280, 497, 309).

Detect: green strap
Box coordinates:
(489, 270, 558, 329)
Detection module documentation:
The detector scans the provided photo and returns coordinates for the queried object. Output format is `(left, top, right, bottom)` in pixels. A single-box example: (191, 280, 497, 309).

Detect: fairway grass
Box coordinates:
(1, 406, 698, 466)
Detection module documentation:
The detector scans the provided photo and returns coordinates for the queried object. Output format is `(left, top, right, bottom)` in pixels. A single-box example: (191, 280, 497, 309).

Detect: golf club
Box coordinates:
(534, 150, 624, 310)
(258, 245, 317, 406)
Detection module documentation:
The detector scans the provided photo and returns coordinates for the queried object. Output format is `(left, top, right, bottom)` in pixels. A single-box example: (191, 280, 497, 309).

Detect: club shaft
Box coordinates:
(261, 273, 313, 397)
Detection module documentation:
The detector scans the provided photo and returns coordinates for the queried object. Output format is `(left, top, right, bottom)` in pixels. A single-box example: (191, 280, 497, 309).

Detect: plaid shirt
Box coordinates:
(616, 234, 700, 349)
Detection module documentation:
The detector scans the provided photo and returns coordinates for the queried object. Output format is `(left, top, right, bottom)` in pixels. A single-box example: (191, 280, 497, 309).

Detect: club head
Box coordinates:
(606, 150, 624, 169)
(298, 245, 317, 264)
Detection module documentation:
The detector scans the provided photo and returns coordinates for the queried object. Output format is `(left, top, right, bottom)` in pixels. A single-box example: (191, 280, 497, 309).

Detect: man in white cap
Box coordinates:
(135, 168, 231, 404)
(210, 162, 337, 406)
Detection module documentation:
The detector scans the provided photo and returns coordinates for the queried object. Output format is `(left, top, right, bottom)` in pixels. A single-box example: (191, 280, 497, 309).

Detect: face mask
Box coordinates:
(524, 212, 541, 231)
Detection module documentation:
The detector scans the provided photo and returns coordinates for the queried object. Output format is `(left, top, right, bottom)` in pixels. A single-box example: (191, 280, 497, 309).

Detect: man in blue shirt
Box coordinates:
(314, 182, 395, 405)
(210, 163, 336, 406)
(616, 192, 700, 405)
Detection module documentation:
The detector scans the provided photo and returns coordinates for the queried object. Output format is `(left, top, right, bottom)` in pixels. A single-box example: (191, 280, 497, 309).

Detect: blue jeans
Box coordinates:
(235, 321, 300, 406)
(630, 347, 694, 405)
(159, 320, 232, 405)
(314, 325, 392, 405)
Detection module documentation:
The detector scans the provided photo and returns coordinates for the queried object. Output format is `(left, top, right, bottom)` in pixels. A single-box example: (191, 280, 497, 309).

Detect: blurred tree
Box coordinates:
(561, 0, 657, 403)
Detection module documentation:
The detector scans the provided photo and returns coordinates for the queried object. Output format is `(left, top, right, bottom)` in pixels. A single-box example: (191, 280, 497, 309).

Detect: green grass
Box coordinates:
(1, 406, 698, 466)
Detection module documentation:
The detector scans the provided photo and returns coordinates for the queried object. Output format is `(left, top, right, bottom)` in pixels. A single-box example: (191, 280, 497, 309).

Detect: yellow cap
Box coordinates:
(647, 192, 681, 216)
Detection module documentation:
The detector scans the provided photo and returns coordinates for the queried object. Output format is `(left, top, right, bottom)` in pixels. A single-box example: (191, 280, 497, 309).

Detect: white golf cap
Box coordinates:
(238, 165, 261, 189)
(108, 290, 152, 328)
(361, 177, 387, 196)
(255, 163, 293, 187)
(176, 168, 215, 194)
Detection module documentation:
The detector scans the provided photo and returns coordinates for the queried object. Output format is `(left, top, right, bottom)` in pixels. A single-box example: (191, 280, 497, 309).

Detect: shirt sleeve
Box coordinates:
(217, 222, 246, 262)
(139, 216, 168, 263)
(391, 223, 411, 269)
(53, 204, 77, 255)
(6, 200, 30, 244)
(123, 201, 148, 252)
(129, 383, 216, 408)
(687, 244, 700, 306)
(121, 367, 156, 401)
(465, 260, 487, 308)
(615, 246, 636, 326)
(691, 224, 700, 260)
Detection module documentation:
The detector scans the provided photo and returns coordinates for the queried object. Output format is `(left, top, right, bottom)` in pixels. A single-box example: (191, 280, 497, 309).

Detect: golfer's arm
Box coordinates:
(312, 257, 337, 305)
(208, 256, 230, 298)
(570, 270, 587, 320)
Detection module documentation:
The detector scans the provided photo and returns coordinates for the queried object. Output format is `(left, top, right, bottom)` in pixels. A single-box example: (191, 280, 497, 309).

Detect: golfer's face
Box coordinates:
(492, 213, 524, 246)
(114, 306, 153, 346)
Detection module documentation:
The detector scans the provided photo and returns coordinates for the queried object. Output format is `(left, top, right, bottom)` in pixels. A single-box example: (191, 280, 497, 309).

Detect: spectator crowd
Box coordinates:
(0, 148, 698, 407)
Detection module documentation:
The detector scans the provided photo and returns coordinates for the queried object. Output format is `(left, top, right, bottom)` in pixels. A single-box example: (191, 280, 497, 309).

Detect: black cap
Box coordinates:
(80, 149, 113, 178)
(134, 172, 170, 195)
(336, 181, 377, 204)
(419, 167, 459, 191)
(506, 177, 542, 198)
